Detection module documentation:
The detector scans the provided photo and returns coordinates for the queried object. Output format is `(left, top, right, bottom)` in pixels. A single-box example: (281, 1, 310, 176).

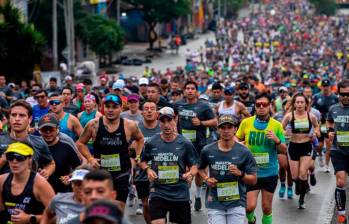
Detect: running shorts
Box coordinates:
(331, 150, 349, 174)
(288, 141, 312, 161)
(246, 175, 278, 193)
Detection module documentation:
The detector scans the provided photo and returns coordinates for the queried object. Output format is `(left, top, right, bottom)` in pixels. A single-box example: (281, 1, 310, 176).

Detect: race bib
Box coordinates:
(217, 182, 240, 201)
(336, 131, 349, 147)
(253, 152, 269, 167)
(206, 128, 210, 138)
(320, 124, 327, 133)
(158, 165, 179, 184)
(294, 121, 308, 131)
(182, 129, 196, 142)
(101, 154, 121, 172)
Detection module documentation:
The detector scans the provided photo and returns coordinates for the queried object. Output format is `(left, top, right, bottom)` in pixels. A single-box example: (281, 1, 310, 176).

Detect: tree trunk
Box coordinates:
(147, 21, 158, 50)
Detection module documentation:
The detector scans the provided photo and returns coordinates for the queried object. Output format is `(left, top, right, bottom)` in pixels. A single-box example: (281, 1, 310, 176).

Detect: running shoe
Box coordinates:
(324, 166, 331, 173)
(298, 200, 306, 209)
(279, 184, 286, 198)
(194, 197, 202, 211)
(287, 187, 293, 199)
(318, 155, 324, 167)
(310, 173, 316, 186)
(127, 185, 136, 207)
(337, 215, 347, 224)
(248, 215, 256, 224)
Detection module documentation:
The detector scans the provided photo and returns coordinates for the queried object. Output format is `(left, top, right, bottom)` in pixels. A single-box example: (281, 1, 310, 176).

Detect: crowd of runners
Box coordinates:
(0, 0, 349, 223)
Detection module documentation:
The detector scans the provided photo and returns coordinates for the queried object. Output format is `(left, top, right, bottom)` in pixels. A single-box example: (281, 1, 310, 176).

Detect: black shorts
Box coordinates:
(135, 181, 150, 199)
(318, 133, 328, 142)
(288, 141, 312, 161)
(331, 150, 349, 174)
(311, 148, 317, 160)
(112, 173, 131, 203)
(246, 175, 278, 193)
(149, 197, 191, 224)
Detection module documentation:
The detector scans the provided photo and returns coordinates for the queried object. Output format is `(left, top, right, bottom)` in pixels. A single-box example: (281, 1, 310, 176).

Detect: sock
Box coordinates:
(299, 179, 307, 202)
(280, 181, 286, 187)
(293, 179, 299, 194)
(262, 214, 272, 224)
(195, 185, 202, 198)
(246, 212, 255, 223)
(335, 187, 346, 212)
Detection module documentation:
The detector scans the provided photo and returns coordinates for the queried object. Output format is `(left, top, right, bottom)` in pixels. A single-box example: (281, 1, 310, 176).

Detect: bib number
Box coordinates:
(217, 182, 240, 201)
(101, 154, 121, 171)
(158, 166, 179, 184)
(253, 153, 269, 167)
(336, 131, 349, 147)
(320, 124, 327, 133)
(182, 129, 196, 142)
(294, 121, 308, 131)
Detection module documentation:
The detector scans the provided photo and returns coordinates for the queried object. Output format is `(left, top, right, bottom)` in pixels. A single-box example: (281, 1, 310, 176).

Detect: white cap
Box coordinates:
(112, 79, 125, 90)
(69, 169, 90, 182)
(65, 75, 72, 81)
(139, 77, 149, 86)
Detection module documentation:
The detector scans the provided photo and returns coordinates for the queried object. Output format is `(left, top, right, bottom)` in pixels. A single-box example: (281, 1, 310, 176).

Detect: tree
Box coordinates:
(126, 0, 191, 50)
(0, 2, 45, 82)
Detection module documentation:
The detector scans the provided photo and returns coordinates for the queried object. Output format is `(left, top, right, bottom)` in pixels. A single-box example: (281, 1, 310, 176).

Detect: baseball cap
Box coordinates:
(321, 79, 331, 87)
(38, 113, 59, 129)
(127, 94, 140, 102)
(139, 77, 149, 86)
(83, 200, 123, 224)
(218, 114, 238, 127)
(159, 107, 175, 120)
(76, 83, 85, 91)
(8, 83, 15, 88)
(239, 82, 250, 89)
(278, 86, 288, 92)
(171, 89, 183, 96)
(103, 94, 121, 105)
(5, 142, 34, 156)
(65, 75, 72, 81)
(112, 79, 125, 90)
(224, 87, 235, 95)
(84, 94, 96, 102)
(69, 169, 90, 182)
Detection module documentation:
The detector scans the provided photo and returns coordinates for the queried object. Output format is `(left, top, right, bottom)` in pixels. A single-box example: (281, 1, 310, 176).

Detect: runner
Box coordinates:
(38, 113, 81, 193)
(120, 94, 143, 123)
(327, 79, 349, 224)
(78, 94, 102, 128)
(41, 167, 91, 223)
(0, 143, 55, 224)
(139, 106, 198, 224)
(76, 94, 144, 210)
(32, 89, 49, 132)
(134, 101, 161, 223)
(174, 81, 217, 211)
(0, 100, 55, 177)
(199, 114, 257, 224)
(281, 93, 320, 209)
(236, 93, 286, 224)
(49, 94, 83, 141)
(235, 82, 255, 115)
(62, 87, 80, 117)
(147, 83, 171, 109)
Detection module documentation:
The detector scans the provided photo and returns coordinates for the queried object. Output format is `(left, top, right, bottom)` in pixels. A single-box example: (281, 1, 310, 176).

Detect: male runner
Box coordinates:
(174, 81, 217, 211)
(76, 94, 144, 210)
(236, 93, 287, 224)
(327, 79, 349, 224)
(140, 107, 198, 224)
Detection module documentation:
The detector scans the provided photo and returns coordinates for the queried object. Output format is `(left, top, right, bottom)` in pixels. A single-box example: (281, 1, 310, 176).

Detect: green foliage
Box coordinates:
(76, 14, 124, 56)
(309, 0, 337, 15)
(0, 2, 45, 82)
(127, 0, 191, 23)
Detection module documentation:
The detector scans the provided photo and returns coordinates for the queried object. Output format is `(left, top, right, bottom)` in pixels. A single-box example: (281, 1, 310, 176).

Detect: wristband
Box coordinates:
(275, 139, 281, 145)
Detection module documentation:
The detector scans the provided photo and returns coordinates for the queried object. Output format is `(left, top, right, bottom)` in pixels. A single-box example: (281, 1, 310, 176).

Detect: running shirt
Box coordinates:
(235, 95, 255, 114)
(141, 133, 198, 201)
(2, 172, 44, 223)
(120, 111, 143, 123)
(175, 99, 215, 150)
(236, 116, 285, 178)
(93, 118, 131, 176)
(48, 192, 84, 224)
(32, 104, 50, 130)
(135, 122, 161, 182)
(79, 110, 97, 128)
(327, 104, 349, 154)
(217, 101, 237, 116)
(199, 142, 257, 210)
(290, 111, 312, 134)
(313, 93, 338, 122)
(59, 113, 76, 140)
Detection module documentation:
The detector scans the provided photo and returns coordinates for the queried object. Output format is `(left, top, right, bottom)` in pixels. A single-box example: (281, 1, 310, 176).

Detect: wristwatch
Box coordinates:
(29, 215, 37, 224)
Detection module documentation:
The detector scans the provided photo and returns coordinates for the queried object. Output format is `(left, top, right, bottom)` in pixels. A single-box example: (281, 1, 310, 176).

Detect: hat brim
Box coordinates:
(218, 121, 236, 127)
(159, 114, 174, 120)
(104, 100, 121, 105)
(5, 149, 32, 157)
(38, 123, 58, 130)
(83, 215, 118, 224)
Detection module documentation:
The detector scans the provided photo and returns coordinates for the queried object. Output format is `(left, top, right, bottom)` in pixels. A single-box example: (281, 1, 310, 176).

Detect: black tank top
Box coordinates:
(291, 111, 312, 134)
(93, 117, 131, 176)
(2, 171, 44, 222)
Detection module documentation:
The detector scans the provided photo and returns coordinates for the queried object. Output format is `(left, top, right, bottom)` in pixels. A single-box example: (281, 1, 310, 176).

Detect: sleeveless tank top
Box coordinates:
(291, 111, 312, 134)
(218, 101, 237, 116)
(80, 110, 97, 128)
(93, 117, 131, 176)
(2, 172, 44, 223)
(59, 113, 76, 140)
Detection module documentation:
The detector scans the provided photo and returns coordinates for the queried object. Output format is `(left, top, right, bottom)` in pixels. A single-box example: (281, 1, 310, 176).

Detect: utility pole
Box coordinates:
(116, 0, 120, 25)
(53, 0, 58, 70)
(218, 0, 221, 19)
(63, 0, 75, 74)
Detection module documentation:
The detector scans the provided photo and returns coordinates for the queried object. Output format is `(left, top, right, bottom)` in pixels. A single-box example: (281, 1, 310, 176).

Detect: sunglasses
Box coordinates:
(6, 152, 28, 162)
(40, 126, 56, 133)
(255, 102, 270, 108)
(49, 100, 62, 106)
(339, 92, 349, 97)
(104, 95, 121, 105)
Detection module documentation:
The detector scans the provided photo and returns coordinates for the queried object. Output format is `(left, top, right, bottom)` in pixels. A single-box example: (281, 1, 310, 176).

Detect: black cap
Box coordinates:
(218, 115, 238, 127)
(83, 200, 123, 224)
(38, 113, 59, 129)
(224, 87, 235, 95)
(321, 79, 331, 87)
(171, 89, 183, 96)
(212, 82, 224, 90)
(239, 82, 249, 89)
